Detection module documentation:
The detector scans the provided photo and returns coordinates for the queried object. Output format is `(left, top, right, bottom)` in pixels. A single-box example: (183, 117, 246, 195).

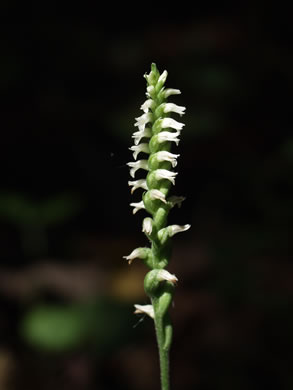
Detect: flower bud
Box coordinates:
(156, 70, 168, 91)
(142, 217, 153, 235)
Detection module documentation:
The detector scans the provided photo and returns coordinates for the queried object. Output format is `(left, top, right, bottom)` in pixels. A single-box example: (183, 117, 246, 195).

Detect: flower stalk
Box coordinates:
(124, 63, 190, 390)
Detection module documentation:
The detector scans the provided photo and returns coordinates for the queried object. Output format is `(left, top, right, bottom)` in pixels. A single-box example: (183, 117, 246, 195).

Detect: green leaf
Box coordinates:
(21, 299, 132, 353)
(21, 304, 90, 352)
(38, 193, 82, 227)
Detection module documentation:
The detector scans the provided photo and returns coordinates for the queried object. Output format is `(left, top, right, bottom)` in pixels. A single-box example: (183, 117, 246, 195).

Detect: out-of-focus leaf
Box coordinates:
(20, 299, 132, 353)
(38, 193, 82, 227)
(0, 192, 82, 228)
(0, 193, 36, 225)
(21, 304, 90, 351)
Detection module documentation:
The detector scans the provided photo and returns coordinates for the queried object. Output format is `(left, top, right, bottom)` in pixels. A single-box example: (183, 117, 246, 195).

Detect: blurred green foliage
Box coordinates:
(0, 192, 82, 256)
(21, 298, 132, 353)
(0, 192, 82, 228)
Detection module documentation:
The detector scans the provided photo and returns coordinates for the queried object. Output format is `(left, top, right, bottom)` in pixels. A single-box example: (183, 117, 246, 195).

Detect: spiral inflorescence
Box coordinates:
(124, 63, 190, 342)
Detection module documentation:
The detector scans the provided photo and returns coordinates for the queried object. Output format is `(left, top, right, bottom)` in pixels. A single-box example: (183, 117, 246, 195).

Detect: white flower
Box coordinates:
(154, 169, 177, 185)
(134, 112, 153, 131)
(132, 127, 152, 145)
(140, 99, 155, 113)
(130, 200, 145, 214)
(129, 143, 150, 160)
(142, 217, 153, 235)
(157, 269, 178, 285)
(148, 189, 167, 203)
(157, 131, 181, 146)
(162, 103, 186, 116)
(128, 179, 148, 194)
(167, 195, 186, 208)
(167, 224, 191, 237)
(161, 117, 185, 131)
(155, 151, 180, 167)
(163, 88, 181, 98)
(134, 304, 154, 319)
(127, 160, 148, 178)
(157, 70, 168, 85)
(146, 85, 155, 97)
(123, 247, 148, 265)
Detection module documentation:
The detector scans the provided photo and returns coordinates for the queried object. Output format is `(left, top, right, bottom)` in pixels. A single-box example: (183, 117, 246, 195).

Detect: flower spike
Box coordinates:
(125, 63, 190, 390)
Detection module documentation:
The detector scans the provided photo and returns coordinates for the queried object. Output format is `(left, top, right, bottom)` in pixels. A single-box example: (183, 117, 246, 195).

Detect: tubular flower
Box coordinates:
(123, 63, 190, 390)
(134, 304, 154, 319)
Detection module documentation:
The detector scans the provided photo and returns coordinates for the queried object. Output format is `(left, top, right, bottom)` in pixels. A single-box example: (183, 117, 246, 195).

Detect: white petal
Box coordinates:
(142, 217, 153, 235)
(148, 189, 167, 203)
(157, 269, 178, 285)
(163, 88, 181, 98)
(129, 143, 150, 160)
(155, 151, 180, 167)
(155, 169, 177, 185)
(134, 304, 154, 319)
(140, 99, 155, 113)
(157, 131, 181, 146)
(123, 247, 148, 265)
(146, 85, 155, 97)
(167, 195, 186, 208)
(161, 117, 185, 131)
(132, 128, 152, 145)
(157, 70, 168, 85)
(134, 112, 153, 130)
(163, 103, 186, 116)
(130, 200, 145, 214)
(127, 160, 148, 178)
(167, 224, 191, 237)
(128, 179, 148, 194)
(144, 69, 156, 85)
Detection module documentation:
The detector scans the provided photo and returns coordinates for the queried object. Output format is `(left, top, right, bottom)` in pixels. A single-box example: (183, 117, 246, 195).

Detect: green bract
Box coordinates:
(123, 63, 190, 390)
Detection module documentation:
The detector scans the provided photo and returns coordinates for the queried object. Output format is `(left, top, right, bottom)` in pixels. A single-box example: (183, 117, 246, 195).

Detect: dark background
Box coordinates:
(0, 5, 292, 390)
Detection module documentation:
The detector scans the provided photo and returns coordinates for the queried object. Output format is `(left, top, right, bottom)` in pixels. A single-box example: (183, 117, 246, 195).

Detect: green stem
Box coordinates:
(153, 302, 172, 390)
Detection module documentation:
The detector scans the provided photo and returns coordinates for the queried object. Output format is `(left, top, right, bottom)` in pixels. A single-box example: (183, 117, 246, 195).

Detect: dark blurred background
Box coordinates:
(0, 4, 292, 390)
